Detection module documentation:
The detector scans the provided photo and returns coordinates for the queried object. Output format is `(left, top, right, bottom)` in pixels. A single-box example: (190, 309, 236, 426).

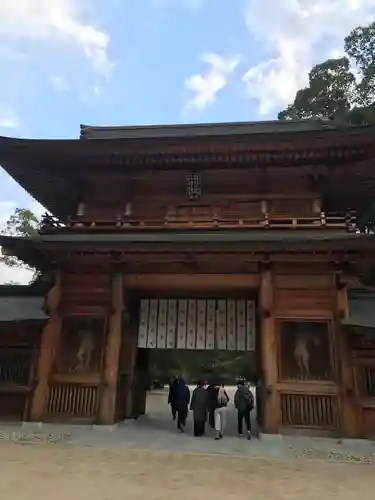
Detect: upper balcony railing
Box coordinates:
(39, 210, 358, 234)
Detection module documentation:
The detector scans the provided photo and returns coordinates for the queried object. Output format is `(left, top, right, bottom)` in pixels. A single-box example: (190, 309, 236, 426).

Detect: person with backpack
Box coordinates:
(234, 379, 254, 440)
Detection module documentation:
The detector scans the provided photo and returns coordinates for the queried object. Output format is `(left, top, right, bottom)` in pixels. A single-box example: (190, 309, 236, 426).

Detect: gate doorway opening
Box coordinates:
(128, 295, 262, 436)
(132, 348, 260, 437)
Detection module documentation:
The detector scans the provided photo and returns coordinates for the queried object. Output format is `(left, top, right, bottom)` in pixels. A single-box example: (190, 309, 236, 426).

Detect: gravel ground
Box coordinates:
(0, 387, 374, 499)
(0, 443, 374, 500)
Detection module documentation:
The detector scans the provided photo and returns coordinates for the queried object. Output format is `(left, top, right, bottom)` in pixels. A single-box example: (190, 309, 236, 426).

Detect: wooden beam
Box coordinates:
(123, 273, 259, 292)
(259, 264, 279, 433)
(29, 269, 62, 421)
(98, 271, 124, 424)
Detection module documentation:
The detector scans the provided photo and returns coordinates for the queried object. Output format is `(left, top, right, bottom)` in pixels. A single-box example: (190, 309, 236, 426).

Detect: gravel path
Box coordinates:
(0, 387, 375, 499)
(0, 443, 374, 500)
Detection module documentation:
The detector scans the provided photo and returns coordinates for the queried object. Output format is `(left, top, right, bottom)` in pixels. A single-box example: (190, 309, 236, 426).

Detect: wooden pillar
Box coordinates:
(335, 275, 357, 437)
(124, 323, 138, 418)
(29, 269, 62, 421)
(260, 263, 279, 433)
(99, 271, 124, 424)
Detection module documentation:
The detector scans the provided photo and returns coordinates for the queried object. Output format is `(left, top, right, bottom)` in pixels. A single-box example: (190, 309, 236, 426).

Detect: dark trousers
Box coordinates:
(171, 404, 177, 420)
(193, 419, 205, 437)
(177, 407, 188, 429)
(237, 409, 251, 434)
(208, 409, 215, 429)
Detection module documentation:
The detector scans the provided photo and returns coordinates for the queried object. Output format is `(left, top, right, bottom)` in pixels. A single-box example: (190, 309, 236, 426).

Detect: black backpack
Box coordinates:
(242, 390, 254, 410)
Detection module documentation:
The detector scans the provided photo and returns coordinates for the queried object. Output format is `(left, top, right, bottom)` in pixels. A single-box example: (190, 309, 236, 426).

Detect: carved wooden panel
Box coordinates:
(55, 316, 106, 374)
(60, 273, 111, 313)
(268, 199, 313, 217)
(217, 201, 262, 220)
(278, 321, 333, 381)
(137, 298, 255, 351)
(275, 289, 333, 314)
(281, 393, 338, 429)
(46, 382, 99, 420)
(274, 275, 333, 290)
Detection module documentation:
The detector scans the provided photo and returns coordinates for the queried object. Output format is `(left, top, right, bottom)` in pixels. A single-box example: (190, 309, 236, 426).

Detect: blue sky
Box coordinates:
(0, 0, 375, 282)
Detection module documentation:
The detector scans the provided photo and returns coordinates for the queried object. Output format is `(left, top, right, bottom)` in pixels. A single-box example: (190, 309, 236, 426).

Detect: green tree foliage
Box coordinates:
(278, 21, 375, 125)
(0, 207, 40, 271)
(149, 349, 257, 385)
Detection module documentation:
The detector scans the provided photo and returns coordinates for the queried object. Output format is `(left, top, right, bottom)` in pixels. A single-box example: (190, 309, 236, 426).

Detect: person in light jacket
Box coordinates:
(214, 383, 229, 440)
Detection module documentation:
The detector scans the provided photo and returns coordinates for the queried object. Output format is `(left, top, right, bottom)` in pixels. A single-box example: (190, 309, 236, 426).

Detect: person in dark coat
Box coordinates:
(190, 380, 208, 437)
(168, 376, 179, 420)
(175, 378, 190, 432)
(205, 382, 219, 429)
(234, 379, 254, 440)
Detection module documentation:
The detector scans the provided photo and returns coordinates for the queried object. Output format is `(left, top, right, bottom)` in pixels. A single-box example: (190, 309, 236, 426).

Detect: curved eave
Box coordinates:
(2, 232, 375, 265)
(1, 124, 375, 157)
(1, 124, 375, 220)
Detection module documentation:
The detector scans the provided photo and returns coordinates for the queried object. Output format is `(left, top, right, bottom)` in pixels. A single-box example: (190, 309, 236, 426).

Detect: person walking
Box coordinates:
(175, 378, 190, 433)
(205, 382, 218, 429)
(234, 379, 254, 440)
(190, 380, 208, 437)
(214, 383, 229, 440)
(168, 376, 179, 421)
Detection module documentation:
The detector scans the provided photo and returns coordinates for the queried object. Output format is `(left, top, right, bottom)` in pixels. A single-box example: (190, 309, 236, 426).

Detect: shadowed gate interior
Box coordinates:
(130, 295, 262, 428)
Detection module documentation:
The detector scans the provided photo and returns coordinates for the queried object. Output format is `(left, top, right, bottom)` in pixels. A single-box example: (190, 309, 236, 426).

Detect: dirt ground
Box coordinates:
(0, 443, 374, 500)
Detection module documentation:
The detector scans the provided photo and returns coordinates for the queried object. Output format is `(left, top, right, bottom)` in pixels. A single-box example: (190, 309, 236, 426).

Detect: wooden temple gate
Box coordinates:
(1, 120, 375, 438)
(12, 262, 350, 437)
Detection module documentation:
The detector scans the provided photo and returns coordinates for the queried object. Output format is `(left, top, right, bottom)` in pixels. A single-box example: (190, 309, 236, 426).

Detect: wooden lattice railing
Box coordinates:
(0, 349, 32, 386)
(281, 393, 338, 429)
(356, 365, 375, 399)
(46, 382, 99, 420)
(39, 211, 357, 233)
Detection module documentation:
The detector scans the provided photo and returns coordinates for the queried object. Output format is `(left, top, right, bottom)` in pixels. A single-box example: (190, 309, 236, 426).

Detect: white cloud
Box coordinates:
(0, 107, 20, 130)
(0, 260, 34, 285)
(185, 53, 240, 111)
(50, 75, 71, 92)
(243, 0, 375, 115)
(0, 198, 46, 285)
(0, 0, 112, 78)
(152, 0, 204, 9)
